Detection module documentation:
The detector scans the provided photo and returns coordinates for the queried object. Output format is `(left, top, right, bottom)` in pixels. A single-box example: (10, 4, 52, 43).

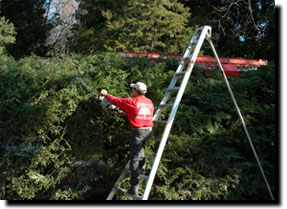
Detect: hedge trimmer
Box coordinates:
(75, 76, 124, 117)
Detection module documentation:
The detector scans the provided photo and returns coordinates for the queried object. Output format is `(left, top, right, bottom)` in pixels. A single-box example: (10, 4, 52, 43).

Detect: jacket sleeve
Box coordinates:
(104, 94, 134, 112)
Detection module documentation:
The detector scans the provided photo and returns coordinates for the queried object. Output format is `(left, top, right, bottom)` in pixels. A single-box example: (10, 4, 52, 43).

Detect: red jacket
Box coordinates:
(105, 94, 154, 128)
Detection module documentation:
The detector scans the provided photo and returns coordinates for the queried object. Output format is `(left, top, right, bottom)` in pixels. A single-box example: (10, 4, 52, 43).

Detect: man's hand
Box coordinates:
(101, 89, 108, 96)
(118, 110, 127, 118)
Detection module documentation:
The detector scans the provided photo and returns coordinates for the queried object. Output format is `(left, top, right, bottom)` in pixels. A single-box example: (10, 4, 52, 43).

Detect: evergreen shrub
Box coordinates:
(0, 53, 275, 200)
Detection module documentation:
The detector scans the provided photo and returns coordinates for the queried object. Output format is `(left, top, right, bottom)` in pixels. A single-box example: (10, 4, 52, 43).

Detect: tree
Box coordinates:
(46, 0, 79, 53)
(69, 0, 194, 54)
(0, 16, 16, 54)
(0, 0, 52, 58)
(211, 0, 275, 59)
(179, 0, 275, 60)
(0, 53, 276, 200)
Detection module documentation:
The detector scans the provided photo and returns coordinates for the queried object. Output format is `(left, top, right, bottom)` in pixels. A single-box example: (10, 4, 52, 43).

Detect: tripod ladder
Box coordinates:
(106, 26, 212, 200)
(106, 25, 274, 200)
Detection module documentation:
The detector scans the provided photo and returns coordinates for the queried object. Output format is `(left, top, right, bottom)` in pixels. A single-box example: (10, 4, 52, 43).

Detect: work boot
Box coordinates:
(129, 184, 139, 196)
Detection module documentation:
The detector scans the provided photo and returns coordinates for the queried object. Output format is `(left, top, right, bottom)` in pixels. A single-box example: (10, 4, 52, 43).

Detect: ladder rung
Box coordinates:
(139, 174, 148, 181)
(115, 186, 142, 200)
(167, 87, 180, 92)
(175, 71, 186, 76)
(115, 186, 126, 193)
(193, 39, 198, 43)
(153, 120, 168, 124)
(159, 103, 174, 107)
(182, 55, 193, 61)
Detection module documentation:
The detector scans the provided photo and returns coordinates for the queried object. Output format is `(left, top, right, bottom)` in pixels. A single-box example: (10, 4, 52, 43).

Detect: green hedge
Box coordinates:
(0, 53, 276, 200)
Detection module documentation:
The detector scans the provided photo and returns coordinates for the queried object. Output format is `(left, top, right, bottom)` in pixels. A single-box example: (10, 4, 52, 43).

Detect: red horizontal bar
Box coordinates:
(196, 56, 267, 67)
(119, 52, 268, 67)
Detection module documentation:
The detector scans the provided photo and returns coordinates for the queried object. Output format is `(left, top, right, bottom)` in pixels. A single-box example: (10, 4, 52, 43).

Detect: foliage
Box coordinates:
(69, 0, 194, 54)
(179, 0, 275, 60)
(67, 0, 276, 61)
(0, 0, 275, 62)
(0, 52, 276, 200)
(0, 16, 16, 54)
(0, 0, 51, 58)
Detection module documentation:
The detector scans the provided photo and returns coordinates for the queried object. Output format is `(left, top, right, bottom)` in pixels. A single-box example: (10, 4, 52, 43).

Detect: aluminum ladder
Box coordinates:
(106, 26, 212, 200)
(107, 25, 274, 200)
(142, 26, 213, 200)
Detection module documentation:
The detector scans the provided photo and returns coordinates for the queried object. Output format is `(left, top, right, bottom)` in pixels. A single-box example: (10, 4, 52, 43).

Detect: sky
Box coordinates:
(45, 0, 57, 20)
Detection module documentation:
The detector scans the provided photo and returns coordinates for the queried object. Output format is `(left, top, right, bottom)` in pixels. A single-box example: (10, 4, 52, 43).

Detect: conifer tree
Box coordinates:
(70, 0, 194, 54)
(0, 0, 51, 58)
(179, 0, 275, 60)
(0, 16, 16, 54)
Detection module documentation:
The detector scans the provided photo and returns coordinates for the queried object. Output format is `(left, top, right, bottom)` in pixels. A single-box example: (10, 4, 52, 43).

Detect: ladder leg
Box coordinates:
(207, 36, 275, 201)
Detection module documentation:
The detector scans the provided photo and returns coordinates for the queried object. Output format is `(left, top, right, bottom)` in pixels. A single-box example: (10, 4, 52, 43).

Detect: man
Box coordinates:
(101, 82, 154, 196)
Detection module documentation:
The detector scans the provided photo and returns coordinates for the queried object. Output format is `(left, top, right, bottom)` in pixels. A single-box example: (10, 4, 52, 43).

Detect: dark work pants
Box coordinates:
(129, 128, 153, 187)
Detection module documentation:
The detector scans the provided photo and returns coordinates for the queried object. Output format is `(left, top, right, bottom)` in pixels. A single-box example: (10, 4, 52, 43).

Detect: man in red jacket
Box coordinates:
(101, 82, 154, 196)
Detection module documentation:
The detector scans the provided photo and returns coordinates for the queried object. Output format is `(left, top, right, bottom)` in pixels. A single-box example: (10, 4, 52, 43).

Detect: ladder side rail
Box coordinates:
(142, 26, 211, 200)
(206, 36, 274, 201)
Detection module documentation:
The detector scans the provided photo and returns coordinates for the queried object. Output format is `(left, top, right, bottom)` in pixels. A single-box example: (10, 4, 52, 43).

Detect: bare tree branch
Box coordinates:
(46, 0, 79, 53)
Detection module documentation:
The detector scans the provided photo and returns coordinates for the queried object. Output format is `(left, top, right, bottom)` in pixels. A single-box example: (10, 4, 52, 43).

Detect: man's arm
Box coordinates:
(100, 89, 131, 113)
